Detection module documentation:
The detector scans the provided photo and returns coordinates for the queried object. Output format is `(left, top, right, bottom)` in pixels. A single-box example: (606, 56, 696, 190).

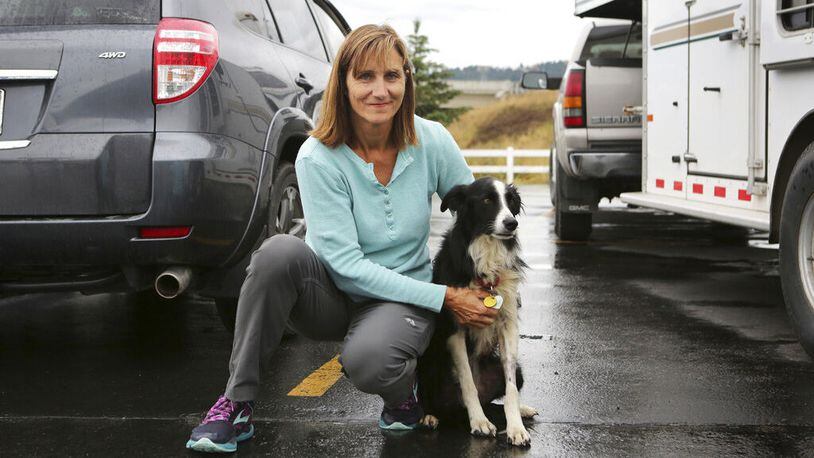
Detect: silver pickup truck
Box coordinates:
(523, 19, 642, 240)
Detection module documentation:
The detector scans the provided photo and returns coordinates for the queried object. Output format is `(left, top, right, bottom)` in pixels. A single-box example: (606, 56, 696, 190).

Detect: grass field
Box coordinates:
(447, 90, 557, 184)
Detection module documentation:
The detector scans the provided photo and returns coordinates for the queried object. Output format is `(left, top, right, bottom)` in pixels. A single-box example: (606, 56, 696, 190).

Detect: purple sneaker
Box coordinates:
(186, 394, 254, 453)
(379, 382, 424, 431)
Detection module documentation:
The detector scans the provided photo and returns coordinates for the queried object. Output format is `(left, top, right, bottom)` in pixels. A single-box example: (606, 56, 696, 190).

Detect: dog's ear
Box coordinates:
(440, 184, 467, 213)
(506, 184, 523, 215)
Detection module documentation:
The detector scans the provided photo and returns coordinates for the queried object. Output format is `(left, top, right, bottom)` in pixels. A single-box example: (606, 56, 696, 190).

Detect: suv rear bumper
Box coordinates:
(569, 151, 641, 179)
(0, 132, 267, 293)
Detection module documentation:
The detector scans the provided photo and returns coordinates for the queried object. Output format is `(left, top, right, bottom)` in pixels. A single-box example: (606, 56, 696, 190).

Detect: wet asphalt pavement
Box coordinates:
(2, 185, 814, 457)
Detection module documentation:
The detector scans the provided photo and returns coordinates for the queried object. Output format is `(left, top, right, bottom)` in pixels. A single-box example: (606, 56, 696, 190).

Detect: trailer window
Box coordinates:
(779, 0, 814, 32)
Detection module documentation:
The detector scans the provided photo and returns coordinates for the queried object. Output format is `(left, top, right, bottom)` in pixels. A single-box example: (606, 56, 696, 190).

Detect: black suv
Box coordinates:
(0, 0, 349, 328)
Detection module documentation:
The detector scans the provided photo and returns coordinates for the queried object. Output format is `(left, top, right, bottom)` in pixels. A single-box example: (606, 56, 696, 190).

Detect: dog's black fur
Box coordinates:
(417, 177, 526, 427)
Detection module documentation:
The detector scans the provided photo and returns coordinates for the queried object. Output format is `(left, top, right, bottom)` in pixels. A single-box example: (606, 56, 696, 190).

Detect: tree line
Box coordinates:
(447, 62, 567, 81)
(408, 19, 565, 125)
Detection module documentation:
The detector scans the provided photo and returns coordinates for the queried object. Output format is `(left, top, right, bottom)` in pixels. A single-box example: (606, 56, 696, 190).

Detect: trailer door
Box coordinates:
(646, 0, 689, 199)
(686, 1, 750, 182)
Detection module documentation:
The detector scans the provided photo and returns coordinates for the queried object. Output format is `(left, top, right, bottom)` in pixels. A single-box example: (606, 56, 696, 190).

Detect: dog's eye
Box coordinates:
(482, 198, 491, 204)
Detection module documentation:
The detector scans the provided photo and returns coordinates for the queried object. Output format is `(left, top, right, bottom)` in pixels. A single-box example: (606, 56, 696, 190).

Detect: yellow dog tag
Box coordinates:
(483, 295, 503, 310)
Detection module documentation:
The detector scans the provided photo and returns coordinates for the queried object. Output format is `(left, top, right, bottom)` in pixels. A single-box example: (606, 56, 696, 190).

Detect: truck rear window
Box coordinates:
(0, 0, 159, 26)
(580, 23, 642, 62)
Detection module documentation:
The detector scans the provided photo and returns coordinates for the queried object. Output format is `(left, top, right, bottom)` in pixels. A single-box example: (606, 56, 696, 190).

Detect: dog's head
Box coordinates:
(440, 177, 523, 239)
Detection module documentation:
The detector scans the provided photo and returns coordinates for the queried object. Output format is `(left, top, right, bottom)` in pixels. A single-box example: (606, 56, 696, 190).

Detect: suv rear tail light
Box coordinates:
(153, 18, 219, 104)
(562, 69, 585, 128)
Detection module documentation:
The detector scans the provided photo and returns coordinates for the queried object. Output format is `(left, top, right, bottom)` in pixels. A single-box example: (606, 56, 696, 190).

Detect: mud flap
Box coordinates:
(557, 165, 599, 214)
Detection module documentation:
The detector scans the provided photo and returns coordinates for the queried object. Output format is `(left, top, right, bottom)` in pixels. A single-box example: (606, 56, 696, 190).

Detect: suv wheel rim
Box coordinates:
(275, 186, 306, 239)
(798, 194, 814, 309)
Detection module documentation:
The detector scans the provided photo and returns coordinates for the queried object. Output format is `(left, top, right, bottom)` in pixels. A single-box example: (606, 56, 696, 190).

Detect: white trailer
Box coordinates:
(577, 0, 814, 357)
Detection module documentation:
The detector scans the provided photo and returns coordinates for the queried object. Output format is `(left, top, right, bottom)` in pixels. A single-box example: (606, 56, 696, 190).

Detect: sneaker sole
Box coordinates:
(185, 437, 237, 453)
(378, 417, 418, 431)
(185, 424, 254, 453)
(236, 424, 255, 442)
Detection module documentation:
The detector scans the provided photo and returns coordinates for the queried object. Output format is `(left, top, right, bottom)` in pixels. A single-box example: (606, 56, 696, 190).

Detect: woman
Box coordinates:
(186, 24, 498, 453)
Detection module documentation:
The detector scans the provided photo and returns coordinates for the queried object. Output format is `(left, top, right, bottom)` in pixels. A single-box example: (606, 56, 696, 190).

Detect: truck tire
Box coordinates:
(555, 209, 592, 241)
(215, 161, 304, 334)
(780, 144, 814, 358)
(553, 158, 592, 241)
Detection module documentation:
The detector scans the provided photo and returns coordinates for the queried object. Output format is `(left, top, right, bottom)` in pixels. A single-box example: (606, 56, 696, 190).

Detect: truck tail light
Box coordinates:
(153, 18, 219, 105)
(562, 69, 585, 128)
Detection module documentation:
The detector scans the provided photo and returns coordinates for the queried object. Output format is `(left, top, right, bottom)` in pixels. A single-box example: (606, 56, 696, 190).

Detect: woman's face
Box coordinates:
(345, 48, 406, 129)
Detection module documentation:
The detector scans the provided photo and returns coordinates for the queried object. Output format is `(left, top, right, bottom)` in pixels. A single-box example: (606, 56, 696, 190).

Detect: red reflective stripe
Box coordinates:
(655, 179, 664, 188)
(714, 186, 726, 198)
(139, 226, 192, 239)
(738, 189, 752, 201)
(692, 183, 703, 194)
(673, 181, 683, 191)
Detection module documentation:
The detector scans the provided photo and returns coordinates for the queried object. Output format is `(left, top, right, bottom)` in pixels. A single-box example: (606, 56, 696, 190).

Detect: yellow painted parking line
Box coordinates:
(287, 355, 343, 397)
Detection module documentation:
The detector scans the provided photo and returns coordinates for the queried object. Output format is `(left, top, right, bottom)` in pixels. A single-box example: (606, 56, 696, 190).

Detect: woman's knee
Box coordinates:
(340, 340, 411, 394)
(248, 234, 311, 277)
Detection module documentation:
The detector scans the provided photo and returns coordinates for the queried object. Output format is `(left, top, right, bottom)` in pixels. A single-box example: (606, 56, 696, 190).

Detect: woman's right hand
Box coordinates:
(443, 286, 500, 329)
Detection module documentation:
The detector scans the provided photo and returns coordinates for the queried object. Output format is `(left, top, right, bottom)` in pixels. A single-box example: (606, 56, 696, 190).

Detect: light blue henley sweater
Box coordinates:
(295, 116, 474, 312)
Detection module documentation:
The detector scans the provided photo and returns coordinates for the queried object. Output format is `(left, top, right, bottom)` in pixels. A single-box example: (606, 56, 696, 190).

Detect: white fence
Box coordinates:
(461, 148, 550, 183)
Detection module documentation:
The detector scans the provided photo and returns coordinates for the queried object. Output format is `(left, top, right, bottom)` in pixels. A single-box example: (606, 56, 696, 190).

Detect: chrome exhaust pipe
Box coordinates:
(154, 266, 192, 299)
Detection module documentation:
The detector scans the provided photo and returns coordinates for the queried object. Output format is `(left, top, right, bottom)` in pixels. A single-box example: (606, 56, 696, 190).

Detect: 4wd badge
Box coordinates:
(98, 52, 126, 59)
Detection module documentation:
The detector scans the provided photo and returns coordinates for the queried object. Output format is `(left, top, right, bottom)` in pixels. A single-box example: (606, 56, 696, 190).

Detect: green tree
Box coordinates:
(407, 19, 466, 125)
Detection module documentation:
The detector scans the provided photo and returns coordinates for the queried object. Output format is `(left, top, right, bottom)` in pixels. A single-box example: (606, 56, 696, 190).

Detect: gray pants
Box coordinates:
(224, 234, 437, 406)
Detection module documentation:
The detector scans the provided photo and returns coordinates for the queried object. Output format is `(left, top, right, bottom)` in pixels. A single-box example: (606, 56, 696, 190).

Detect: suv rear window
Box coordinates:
(580, 23, 641, 62)
(0, 0, 159, 26)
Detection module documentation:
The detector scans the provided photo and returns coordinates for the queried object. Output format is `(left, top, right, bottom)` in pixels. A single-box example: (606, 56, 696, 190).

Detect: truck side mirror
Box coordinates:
(521, 71, 561, 90)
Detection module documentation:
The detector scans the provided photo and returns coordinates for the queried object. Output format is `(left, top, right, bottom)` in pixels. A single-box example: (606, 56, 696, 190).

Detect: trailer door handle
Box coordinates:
(703, 86, 721, 92)
(683, 153, 698, 163)
(623, 105, 643, 115)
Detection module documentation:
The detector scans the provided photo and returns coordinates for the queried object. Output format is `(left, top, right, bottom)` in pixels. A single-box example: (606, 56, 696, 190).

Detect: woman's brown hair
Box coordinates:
(310, 24, 417, 150)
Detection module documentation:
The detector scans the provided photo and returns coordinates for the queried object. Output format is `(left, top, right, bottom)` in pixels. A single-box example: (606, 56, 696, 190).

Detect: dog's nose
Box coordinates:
(503, 216, 518, 231)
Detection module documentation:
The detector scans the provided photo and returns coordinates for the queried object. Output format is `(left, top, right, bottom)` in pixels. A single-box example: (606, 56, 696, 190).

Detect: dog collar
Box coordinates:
(476, 276, 500, 290)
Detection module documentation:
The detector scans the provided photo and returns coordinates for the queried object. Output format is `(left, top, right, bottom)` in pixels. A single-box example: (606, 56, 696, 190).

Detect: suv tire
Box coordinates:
(779, 142, 814, 358)
(215, 161, 304, 333)
(553, 158, 592, 241)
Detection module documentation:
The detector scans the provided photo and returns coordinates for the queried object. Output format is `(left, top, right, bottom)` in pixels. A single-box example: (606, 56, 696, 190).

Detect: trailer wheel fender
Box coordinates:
(771, 112, 814, 243)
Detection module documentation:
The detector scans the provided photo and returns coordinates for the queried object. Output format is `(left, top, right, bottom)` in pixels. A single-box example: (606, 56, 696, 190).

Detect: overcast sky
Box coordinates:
(330, 0, 586, 68)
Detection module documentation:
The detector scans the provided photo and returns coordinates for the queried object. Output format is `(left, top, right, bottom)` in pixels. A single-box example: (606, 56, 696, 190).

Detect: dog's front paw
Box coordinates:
(506, 424, 531, 447)
(469, 416, 497, 437)
(420, 414, 439, 430)
(519, 404, 538, 418)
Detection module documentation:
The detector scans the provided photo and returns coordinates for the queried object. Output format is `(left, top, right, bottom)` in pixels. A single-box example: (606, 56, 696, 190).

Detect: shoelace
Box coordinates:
(203, 395, 235, 423)
(392, 395, 417, 411)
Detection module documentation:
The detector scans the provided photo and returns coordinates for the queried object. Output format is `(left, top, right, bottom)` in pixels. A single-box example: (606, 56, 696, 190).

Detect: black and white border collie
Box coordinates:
(418, 177, 536, 447)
